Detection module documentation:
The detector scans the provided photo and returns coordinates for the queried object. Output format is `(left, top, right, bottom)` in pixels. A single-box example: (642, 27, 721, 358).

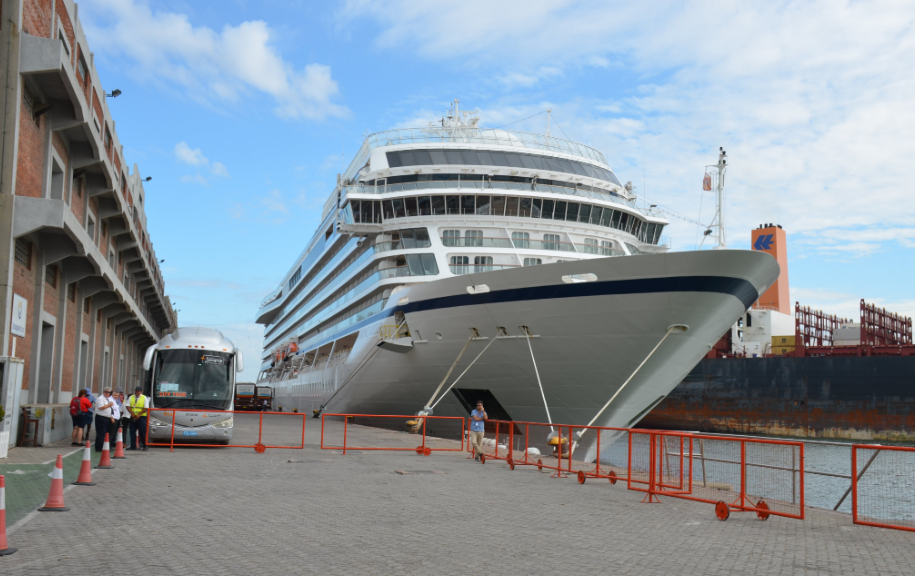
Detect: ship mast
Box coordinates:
(700, 147, 728, 250)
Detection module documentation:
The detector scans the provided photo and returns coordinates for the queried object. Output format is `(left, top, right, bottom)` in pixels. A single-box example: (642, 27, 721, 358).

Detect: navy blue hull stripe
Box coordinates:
(296, 275, 758, 353)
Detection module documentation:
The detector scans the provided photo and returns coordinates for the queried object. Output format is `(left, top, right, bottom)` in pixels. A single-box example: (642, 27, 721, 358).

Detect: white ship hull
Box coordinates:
(266, 250, 778, 429)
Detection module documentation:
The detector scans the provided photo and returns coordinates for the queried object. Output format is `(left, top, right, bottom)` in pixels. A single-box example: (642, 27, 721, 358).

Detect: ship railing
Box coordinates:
(449, 264, 521, 275)
(378, 324, 410, 341)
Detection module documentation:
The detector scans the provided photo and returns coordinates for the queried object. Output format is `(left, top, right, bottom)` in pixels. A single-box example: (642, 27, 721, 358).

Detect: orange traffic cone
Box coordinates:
(96, 433, 114, 469)
(0, 475, 17, 555)
(71, 442, 95, 486)
(112, 429, 126, 459)
(38, 455, 69, 512)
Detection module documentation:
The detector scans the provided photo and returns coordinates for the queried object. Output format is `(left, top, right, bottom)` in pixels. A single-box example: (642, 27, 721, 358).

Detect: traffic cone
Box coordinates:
(96, 433, 114, 469)
(71, 442, 95, 486)
(38, 455, 69, 512)
(112, 429, 126, 459)
(0, 476, 17, 555)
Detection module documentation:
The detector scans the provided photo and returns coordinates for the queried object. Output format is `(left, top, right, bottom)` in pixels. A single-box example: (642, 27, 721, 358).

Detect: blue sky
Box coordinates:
(79, 0, 915, 375)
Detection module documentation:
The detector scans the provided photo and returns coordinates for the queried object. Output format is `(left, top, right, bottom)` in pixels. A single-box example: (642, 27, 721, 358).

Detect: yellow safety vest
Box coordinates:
(129, 394, 148, 416)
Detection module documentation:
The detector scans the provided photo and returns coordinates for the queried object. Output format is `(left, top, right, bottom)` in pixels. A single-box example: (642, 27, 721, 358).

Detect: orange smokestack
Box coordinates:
(751, 224, 789, 314)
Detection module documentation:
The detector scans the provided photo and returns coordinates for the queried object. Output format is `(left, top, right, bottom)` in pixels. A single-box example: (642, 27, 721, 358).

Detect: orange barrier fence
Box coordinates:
(470, 420, 630, 484)
(852, 444, 915, 532)
(146, 408, 306, 452)
(628, 430, 805, 521)
(320, 414, 465, 455)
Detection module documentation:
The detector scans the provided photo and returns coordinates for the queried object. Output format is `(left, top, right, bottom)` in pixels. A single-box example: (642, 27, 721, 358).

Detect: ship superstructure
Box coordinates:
(255, 102, 779, 432)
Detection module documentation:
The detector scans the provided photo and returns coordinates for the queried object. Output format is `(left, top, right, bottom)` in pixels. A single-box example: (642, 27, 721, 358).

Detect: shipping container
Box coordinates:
(771, 335, 796, 346)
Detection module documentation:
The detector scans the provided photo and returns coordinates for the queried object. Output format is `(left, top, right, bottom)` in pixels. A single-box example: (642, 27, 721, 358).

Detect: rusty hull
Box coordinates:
(640, 356, 915, 441)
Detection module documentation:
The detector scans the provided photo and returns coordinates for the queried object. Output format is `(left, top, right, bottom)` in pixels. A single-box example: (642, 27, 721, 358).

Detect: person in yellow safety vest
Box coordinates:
(127, 386, 150, 451)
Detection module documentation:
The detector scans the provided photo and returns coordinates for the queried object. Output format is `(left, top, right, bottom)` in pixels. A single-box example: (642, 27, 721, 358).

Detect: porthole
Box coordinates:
(561, 273, 598, 284)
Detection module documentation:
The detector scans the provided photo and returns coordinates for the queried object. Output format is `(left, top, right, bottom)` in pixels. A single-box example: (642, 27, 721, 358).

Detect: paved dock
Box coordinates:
(3, 426, 913, 575)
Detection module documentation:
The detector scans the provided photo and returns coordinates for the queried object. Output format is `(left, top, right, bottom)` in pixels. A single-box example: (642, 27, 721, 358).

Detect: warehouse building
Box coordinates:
(0, 0, 177, 445)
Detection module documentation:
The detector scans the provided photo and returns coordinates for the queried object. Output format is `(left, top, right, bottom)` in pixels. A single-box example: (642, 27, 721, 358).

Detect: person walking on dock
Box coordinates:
(94, 388, 115, 452)
(470, 401, 487, 461)
(128, 387, 149, 451)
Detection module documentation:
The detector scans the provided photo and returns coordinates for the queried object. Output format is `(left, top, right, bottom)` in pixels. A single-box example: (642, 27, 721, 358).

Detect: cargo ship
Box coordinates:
(641, 224, 915, 441)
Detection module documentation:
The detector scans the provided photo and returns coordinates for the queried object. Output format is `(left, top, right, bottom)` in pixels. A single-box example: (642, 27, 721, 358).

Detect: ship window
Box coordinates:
(505, 153, 524, 168)
(431, 195, 446, 215)
(531, 198, 542, 218)
(645, 224, 656, 243)
(591, 206, 603, 226)
(405, 254, 426, 276)
(523, 258, 541, 266)
(543, 234, 561, 250)
(490, 151, 508, 166)
(404, 196, 418, 217)
(553, 201, 567, 221)
(418, 196, 432, 216)
(625, 242, 641, 255)
(512, 232, 530, 248)
(442, 230, 460, 247)
(611, 210, 622, 228)
(430, 150, 448, 164)
(566, 202, 580, 222)
(360, 200, 373, 223)
(413, 150, 432, 165)
(746, 313, 752, 327)
(461, 150, 480, 164)
(601, 240, 617, 255)
(392, 198, 406, 218)
(445, 150, 463, 164)
(399, 150, 415, 166)
(450, 256, 469, 274)
(461, 195, 475, 214)
(400, 228, 417, 248)
(583, 238, 599, 254)
(491, 196, 506, 216)
(465, 230, 483, 247)
(505, 196, 520, 217)
(446, 195, 460, 214)
(520, 154, 537, 169)
(518, 197, 531, 217)
(474, 256, 494, 272)
(578, 204, 592, 223)
(541, 199, 554, 219)
(413, 227, 431, 247)
(475, 150, 493, 165)
(383, 200, 395, 220)
(476, 195, 491, 215)
(420, 254, 439, 275)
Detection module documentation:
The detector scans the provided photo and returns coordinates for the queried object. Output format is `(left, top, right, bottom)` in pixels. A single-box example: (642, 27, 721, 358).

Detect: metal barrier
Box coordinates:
(146, 408, 306, 452)
(629, 430, 805, 521)
(320, 414, 464, 455)
(852, 444, 915, 532)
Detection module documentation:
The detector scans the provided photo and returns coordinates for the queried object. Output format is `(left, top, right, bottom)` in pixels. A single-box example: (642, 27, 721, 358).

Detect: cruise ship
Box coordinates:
(255, 102, 779, 432)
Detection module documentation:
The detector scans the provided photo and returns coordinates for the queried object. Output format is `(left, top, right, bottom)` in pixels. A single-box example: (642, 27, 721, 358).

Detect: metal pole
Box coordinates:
(699, 438, 707, 487)
(343, 417, 348, 455)
(835, 447, 880, 511)
(170, 410, 176, 453)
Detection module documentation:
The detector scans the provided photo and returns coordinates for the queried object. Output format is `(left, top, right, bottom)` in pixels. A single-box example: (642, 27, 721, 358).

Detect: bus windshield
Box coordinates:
(152, 349, 234, 409)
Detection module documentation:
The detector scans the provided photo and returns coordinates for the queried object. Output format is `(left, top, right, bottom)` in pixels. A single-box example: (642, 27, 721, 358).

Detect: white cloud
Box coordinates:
(343, 1, 915, 256)
(174, 141, 208, 166)
(174, 141, 230, 179)
(179, 174, 209, 186)
(82, 0, 349, 120)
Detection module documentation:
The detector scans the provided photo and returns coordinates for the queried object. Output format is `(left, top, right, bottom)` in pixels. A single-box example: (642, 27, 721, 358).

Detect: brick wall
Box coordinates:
(93, 311, 101, 389)
(54, 0, 75, 67)
(70, 176, 86, 223)
(22, 0, 52, 37)
(13, 245, 37, 390)
(15, 96, 46, 198)
(62, 284, 78, 394)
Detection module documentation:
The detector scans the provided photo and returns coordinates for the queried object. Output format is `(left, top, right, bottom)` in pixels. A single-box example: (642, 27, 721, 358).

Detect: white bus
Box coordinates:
(142, 327, 244, 445)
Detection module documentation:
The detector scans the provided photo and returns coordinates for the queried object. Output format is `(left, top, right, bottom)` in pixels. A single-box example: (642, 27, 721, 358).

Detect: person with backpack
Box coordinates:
(70, 390, 92, 446)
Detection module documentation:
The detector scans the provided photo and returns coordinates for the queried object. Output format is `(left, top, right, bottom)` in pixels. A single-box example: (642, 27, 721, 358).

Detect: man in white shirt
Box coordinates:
(94, 387, 115, 452)
(110, 389, 122, 445)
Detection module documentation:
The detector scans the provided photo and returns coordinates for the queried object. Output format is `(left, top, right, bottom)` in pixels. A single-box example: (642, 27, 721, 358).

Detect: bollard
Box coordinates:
(0, 476, 16, 555)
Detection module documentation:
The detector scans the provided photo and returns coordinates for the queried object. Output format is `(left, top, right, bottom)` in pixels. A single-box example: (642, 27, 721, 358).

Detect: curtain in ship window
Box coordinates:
(474, 256, 494, 272)
(465, 230, 483, 247)
(431, 195, 446, 215)
(512, 232, 530, 249)
(450, 256, 469, 275)
(583, 238, 599, 254)
(601, 240, 616, 255)
(543, 234, 560, 251)
(442, 230, 461, 247)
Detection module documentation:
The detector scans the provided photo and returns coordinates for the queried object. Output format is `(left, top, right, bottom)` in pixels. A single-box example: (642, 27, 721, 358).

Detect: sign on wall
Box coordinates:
(10, 294, 27, 338)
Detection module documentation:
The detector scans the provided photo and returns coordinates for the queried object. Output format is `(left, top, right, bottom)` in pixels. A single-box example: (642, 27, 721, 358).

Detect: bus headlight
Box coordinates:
(150, 416, 170, 427)
(212, 417, 234, 428)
